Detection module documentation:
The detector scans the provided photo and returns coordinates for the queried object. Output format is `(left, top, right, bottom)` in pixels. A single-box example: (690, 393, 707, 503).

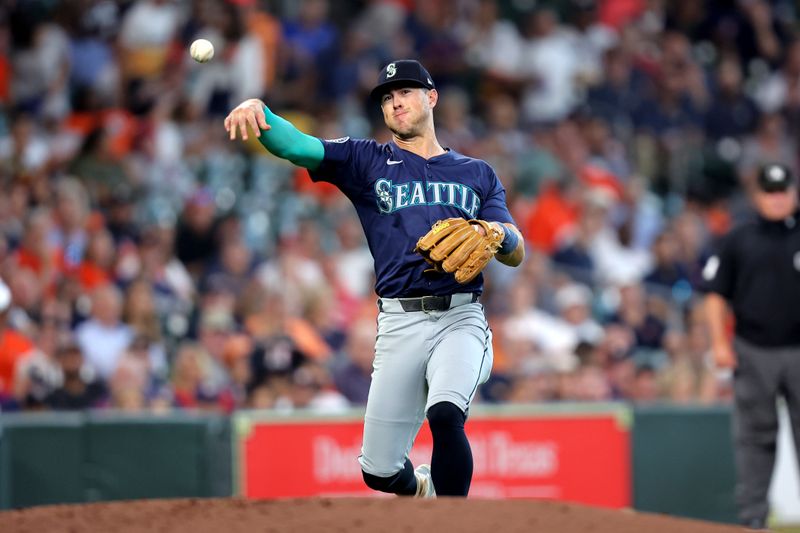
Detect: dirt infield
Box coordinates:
(0, 497, 747, 533)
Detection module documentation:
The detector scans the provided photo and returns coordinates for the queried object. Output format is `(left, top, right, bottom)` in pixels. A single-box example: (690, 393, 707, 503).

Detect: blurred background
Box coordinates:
(1, 0, 800, 524)
(3, 0, 792, 413)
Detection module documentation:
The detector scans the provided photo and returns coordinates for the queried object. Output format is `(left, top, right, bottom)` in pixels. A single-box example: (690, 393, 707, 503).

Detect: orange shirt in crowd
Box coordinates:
(0, 328, 35, 395)
(64, 108, 138, 158)
(598, 0, 646, 30)
(14, 248, 66, 296)
(72, 261, 112, 291)
(523, 183, 579, 254)
(14, 248, 61, 274)
(705, 204, 732, 237)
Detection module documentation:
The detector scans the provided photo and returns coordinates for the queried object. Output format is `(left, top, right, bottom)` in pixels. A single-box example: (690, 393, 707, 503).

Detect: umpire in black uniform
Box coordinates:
(703, 163, 800, 529)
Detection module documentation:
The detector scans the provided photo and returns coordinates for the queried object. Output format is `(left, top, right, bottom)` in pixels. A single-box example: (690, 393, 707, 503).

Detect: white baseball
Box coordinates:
(190, 39, 214, 63)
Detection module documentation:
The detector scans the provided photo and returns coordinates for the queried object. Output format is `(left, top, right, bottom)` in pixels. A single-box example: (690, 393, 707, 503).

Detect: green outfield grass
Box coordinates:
(774, 526, 800, 532)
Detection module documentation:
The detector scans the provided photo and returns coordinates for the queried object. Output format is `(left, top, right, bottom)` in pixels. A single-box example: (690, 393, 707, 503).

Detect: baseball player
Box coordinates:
(225, 59, 524, 497)
(703, 163, 800, 529)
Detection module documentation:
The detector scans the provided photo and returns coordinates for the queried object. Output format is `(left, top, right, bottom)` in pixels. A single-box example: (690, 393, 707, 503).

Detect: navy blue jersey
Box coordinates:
(310, 138, 515, 298)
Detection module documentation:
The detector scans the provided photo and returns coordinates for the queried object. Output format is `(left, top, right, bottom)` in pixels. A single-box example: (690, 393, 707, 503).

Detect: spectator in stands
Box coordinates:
(13, 298, 69, 408)
(733, 0, 789, 69)
(0, 112, 52, 178)
(329, 213, 373, 303)
(50, 178, 89, 270)
(434, 87, 477, 155)
(45, 340, 107, 410)
(583, 189, 652, 286)
(74, 283, 134, 381)
(201, 236, 256, 301)
(754, 37, 800, 115)
(580, 112, 631, 181)
(0, 278, 35, 406)
(12, 208, 63, 294)
(643, 228, 691, 297)
(288, 360, 348, 413)
(505, 365, 559, 403)
(137, 223, 195, 311)
(73, 227, 115, 292)
(501, 282, 578, 373)
(8, 4, 71, 119)
(197, 306, 237, 395)
(660, 322, 717, 405)
(602, 325, 637, 400)
(569, 364, 613, 402)
(565, 0, 618, 87)
(280, 0, 339, 104)
(122, 279, 167, 377)
(117, 0, 182, 83)
(671, 210, 711, 290)
(457, 0, 522, 85)
(586, 46, 649, 132)
(188, 1, 264, 115)
(170, 341, 218, 410)
(518, 7, 582, 124)
(332, 319, 375, 405)
(554, 283, 604, 346)
(217, 333, 253, 412)
(630, 364, 660, 403)
(108, 344, 150, 411)
(68, 125, 131, 207)
(632, 56, 703, 142)
(704, 56, 759, 143)
(175, 188, 220, 280)
(552, 198, 600, 286)
(607, 283, 666, 351)
(6, 265, 45, 336)
(117, 333, 170, 410)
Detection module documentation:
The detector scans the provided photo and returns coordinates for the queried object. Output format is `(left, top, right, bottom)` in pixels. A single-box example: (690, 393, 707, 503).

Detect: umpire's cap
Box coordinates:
(757, 163, 796, 192)
(370, 60, 435, 103)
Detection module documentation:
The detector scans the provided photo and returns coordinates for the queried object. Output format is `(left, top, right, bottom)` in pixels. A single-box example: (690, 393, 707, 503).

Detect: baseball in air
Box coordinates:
(190, 39, 214, 63)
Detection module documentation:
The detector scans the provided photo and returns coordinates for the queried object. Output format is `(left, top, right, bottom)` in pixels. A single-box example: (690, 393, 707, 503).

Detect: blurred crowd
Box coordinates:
(0, 0, 797, 414)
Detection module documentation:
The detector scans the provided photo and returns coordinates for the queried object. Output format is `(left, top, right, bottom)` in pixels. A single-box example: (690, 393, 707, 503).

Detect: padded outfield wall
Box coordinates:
(1, 404, 797, 526)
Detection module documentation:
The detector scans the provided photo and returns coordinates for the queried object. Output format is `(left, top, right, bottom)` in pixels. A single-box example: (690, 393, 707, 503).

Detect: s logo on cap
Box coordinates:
(386, 63, 397, 78)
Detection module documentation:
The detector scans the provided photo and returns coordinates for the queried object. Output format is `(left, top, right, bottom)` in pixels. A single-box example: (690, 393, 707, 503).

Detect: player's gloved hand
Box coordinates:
(414, 218, 505, 284)
(224, 98, 271, 141)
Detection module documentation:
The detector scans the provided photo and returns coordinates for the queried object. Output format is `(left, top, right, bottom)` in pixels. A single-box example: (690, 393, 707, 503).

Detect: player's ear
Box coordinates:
(428, 88, 439, 109)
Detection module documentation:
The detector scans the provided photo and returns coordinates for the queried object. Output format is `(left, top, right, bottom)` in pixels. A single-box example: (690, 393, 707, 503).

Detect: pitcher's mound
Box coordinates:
(0, 497, 743, 533)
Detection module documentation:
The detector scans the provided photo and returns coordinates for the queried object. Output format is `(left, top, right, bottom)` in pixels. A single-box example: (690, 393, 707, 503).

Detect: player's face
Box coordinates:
(380, 88, 434, 139)
(754, 187, 798, 220)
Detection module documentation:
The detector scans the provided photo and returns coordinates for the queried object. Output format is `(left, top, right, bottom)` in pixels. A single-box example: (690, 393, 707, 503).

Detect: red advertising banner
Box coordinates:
(236, 407, 630, 508)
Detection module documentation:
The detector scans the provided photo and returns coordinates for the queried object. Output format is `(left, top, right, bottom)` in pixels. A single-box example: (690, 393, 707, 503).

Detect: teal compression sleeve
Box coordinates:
(258, 106, 325, 170)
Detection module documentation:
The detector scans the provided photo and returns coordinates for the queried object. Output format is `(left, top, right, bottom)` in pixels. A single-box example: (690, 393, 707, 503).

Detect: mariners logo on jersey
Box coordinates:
(374, 179, 481, 217)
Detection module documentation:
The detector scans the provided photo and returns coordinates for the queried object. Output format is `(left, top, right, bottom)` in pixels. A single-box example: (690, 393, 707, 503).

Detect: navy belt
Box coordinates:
(379, 293, 479, 313)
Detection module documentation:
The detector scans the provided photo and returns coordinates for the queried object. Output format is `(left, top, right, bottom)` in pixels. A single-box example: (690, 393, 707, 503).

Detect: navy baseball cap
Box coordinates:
(370, 60, 435, 103)
(757, 163, 795, 192)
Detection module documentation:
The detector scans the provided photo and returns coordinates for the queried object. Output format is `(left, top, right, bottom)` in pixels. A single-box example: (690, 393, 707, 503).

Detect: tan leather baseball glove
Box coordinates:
(414, 217, 504, 284)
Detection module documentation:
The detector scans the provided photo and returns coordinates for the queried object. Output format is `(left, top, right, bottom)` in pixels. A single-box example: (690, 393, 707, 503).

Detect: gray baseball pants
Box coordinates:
(732, 337, 800, 527)
(358, 295, 493, 477)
